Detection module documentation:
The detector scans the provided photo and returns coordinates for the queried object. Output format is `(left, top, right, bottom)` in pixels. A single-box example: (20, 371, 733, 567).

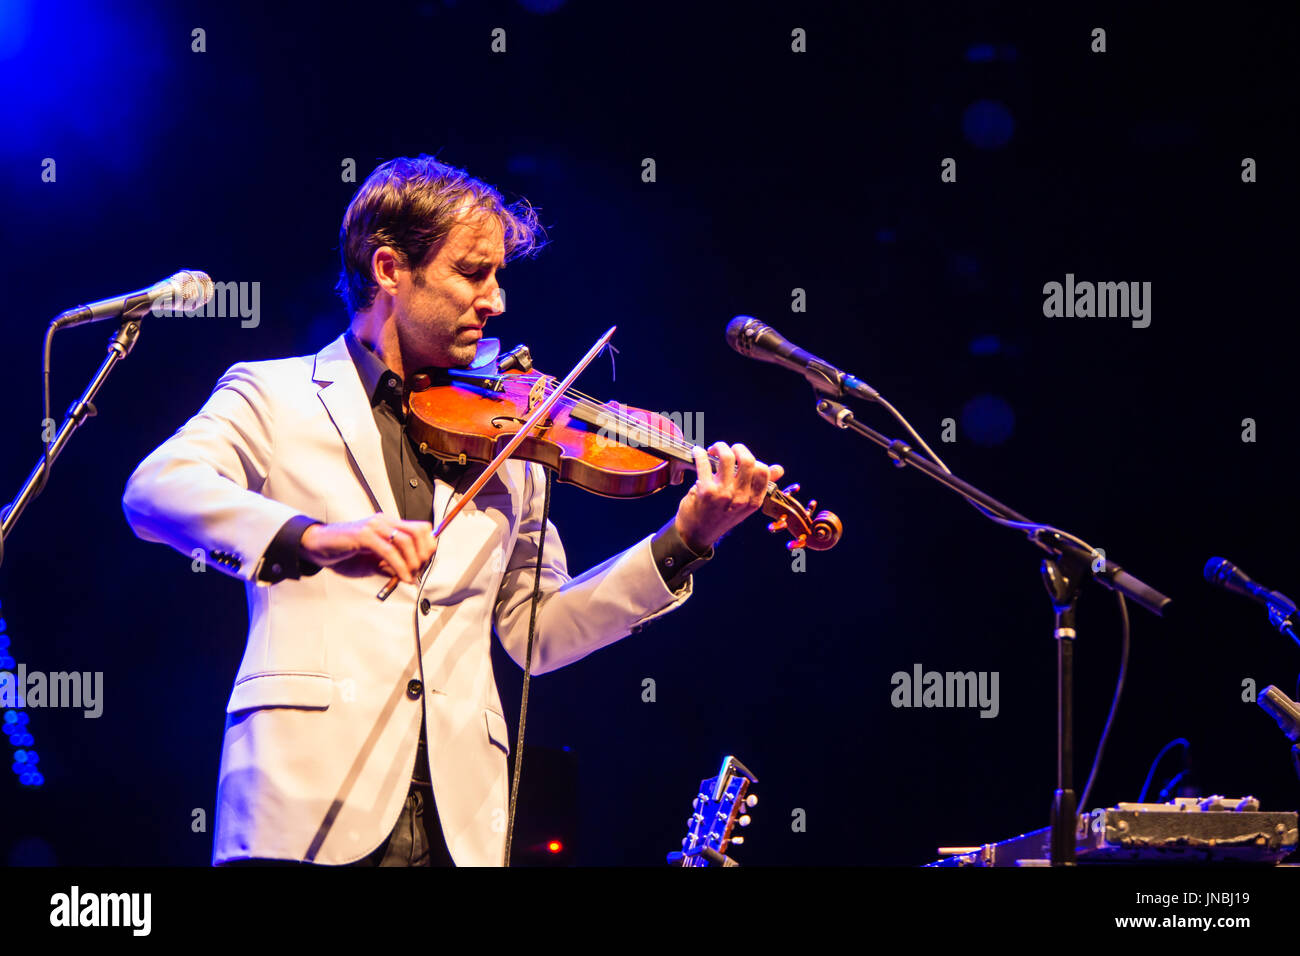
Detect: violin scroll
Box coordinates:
(762, 482, 842, 552)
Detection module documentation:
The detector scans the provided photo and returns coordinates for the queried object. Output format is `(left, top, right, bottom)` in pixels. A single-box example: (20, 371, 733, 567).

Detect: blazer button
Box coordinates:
(420, 598, 432, 615)
(406, 679, 423, 699)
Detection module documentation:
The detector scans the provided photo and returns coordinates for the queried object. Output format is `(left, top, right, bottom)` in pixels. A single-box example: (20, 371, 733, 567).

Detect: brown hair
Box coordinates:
(335, 154, 547, 314)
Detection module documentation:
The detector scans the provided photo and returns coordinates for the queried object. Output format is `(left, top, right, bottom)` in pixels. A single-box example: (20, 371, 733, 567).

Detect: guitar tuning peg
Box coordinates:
(738, 815, 751, 827)
(745, 794, 757, 807)
(729, 836, 744, 846)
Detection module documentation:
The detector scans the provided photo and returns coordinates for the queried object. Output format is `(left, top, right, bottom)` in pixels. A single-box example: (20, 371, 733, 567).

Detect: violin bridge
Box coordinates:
(527, 376, 550, 414)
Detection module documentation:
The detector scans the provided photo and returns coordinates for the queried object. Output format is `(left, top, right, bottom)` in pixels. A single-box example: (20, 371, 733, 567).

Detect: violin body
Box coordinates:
(408, 369, 692, 499)
(405, 363, 842, 552)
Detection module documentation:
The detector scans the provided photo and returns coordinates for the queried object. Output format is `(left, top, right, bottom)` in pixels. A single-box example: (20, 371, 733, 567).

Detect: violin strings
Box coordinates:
(498, 375, 782, 488)
(534, 379, 708, 460)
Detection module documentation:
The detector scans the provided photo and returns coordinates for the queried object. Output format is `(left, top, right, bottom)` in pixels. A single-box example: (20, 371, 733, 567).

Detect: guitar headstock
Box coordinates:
(763, 482, 842, 552)
(667, 755, 757, 867)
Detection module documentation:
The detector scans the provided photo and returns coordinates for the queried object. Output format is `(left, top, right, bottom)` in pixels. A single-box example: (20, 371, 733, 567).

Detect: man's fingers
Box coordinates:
(365, 528, 414, 583)
(748, 457, 771, 502)
(691, 445, 716, 491)
(392, 526, 424, 571)
(710, 442, 736, 492)
(730, 443, 757, 502)
(395, 519, 437, 565)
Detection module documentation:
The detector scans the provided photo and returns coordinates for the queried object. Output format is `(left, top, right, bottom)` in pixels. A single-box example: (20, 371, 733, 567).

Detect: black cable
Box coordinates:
(1078, 592, 1130, 811)
(1156, 770, 1188, 803)
(503, 466, 552, 866)
(1138, 737, 1191, 803)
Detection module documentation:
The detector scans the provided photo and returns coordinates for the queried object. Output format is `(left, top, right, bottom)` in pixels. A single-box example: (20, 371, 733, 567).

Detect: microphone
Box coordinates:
(1203, 557, 1297, 615)
(52, 270, 215, 329)
(1204, 556, 1299, 645)
(1258, 686, 1300, 743)
(725, 316, 880, 402)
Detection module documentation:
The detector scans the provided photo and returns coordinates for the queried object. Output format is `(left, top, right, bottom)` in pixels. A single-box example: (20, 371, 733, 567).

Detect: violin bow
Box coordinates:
(376, 325, 618, 600)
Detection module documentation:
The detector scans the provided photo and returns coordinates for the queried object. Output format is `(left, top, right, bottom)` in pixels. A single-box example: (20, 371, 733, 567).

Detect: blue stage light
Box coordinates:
(0, 0, 32, 61)
(969, 334, 1001, 356)
(964, 43, 1018, 64)
(962, 100, 1015, 150)
(519, 0, 568, 12)
(961, 394, 1016, 447)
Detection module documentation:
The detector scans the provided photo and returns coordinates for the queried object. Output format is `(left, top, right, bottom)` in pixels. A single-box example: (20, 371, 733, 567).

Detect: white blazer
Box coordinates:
(121, 333, 691, 866)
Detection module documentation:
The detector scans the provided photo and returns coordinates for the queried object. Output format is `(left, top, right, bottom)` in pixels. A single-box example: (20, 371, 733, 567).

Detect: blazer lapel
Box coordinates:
(313, 334, 401, 517)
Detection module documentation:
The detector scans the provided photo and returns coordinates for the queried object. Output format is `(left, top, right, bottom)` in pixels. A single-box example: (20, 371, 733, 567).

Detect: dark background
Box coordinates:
(0, 0, 1295, 866)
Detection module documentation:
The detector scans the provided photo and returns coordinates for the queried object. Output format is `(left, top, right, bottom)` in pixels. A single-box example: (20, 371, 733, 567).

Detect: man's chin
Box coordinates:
(445, 343, 480, 368)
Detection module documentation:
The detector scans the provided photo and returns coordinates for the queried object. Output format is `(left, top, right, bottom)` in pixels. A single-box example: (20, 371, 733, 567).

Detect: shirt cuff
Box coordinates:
(650, 518, 713, 593)
(258, 514, 324, 583)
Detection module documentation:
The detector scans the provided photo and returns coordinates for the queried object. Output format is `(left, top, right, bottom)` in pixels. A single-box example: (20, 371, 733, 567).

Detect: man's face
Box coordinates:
(393, 211, 506, 368)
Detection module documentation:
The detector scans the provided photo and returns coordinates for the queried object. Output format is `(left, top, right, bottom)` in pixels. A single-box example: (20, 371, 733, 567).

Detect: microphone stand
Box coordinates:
(814, 398, 1171, 865)
(1266, 607, 1300, 649)
(0, 317, 144, 567)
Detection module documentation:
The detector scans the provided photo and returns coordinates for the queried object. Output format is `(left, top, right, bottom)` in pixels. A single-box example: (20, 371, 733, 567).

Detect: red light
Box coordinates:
(547, 840, 563, 854)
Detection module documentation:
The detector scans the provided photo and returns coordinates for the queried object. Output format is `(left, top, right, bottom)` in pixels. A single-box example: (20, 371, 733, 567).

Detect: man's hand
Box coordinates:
(299, 514, 437, 583)
(674, 442, 785, 553)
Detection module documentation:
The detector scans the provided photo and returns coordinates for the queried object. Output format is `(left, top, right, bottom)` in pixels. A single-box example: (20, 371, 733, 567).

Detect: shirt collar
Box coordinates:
(343, 329, 394, 407)
(343, 330, 455, 418)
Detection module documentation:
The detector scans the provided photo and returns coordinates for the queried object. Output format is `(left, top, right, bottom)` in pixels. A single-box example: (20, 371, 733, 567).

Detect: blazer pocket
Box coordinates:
(484, 708, 511, 755)
(226, 671, 334, 714)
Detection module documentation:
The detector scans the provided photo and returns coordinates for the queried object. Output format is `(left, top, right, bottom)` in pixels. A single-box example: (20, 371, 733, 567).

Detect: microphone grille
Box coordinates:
(725, 315, 761, 354)
(1203, 557, 1229, 584)
(174, 270, 214, 309)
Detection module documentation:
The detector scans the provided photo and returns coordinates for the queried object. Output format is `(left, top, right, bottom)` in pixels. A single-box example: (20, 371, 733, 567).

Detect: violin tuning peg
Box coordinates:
(807, 500, 817, 513)
(786, 535, 807, 551)
(766, 516, 788, 533)
(781, 483, 801, 497)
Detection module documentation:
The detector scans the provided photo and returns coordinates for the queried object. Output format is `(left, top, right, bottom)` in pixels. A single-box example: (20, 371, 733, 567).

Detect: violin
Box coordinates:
(376, 332, 842, 599)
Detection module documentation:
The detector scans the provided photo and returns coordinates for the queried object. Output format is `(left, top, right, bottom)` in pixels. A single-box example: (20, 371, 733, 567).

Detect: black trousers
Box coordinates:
(220, 780, 455, 867)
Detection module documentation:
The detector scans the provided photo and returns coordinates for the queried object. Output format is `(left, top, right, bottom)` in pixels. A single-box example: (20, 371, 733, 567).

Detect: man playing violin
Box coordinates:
(122, 154, 782, 866)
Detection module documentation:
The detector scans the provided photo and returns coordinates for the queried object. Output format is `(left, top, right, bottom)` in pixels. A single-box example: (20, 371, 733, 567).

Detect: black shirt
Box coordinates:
(258, 330, 714, 785)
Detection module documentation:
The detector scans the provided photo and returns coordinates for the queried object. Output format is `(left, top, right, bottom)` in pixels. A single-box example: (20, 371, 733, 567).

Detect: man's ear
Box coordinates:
(370, 246, 404, 297)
